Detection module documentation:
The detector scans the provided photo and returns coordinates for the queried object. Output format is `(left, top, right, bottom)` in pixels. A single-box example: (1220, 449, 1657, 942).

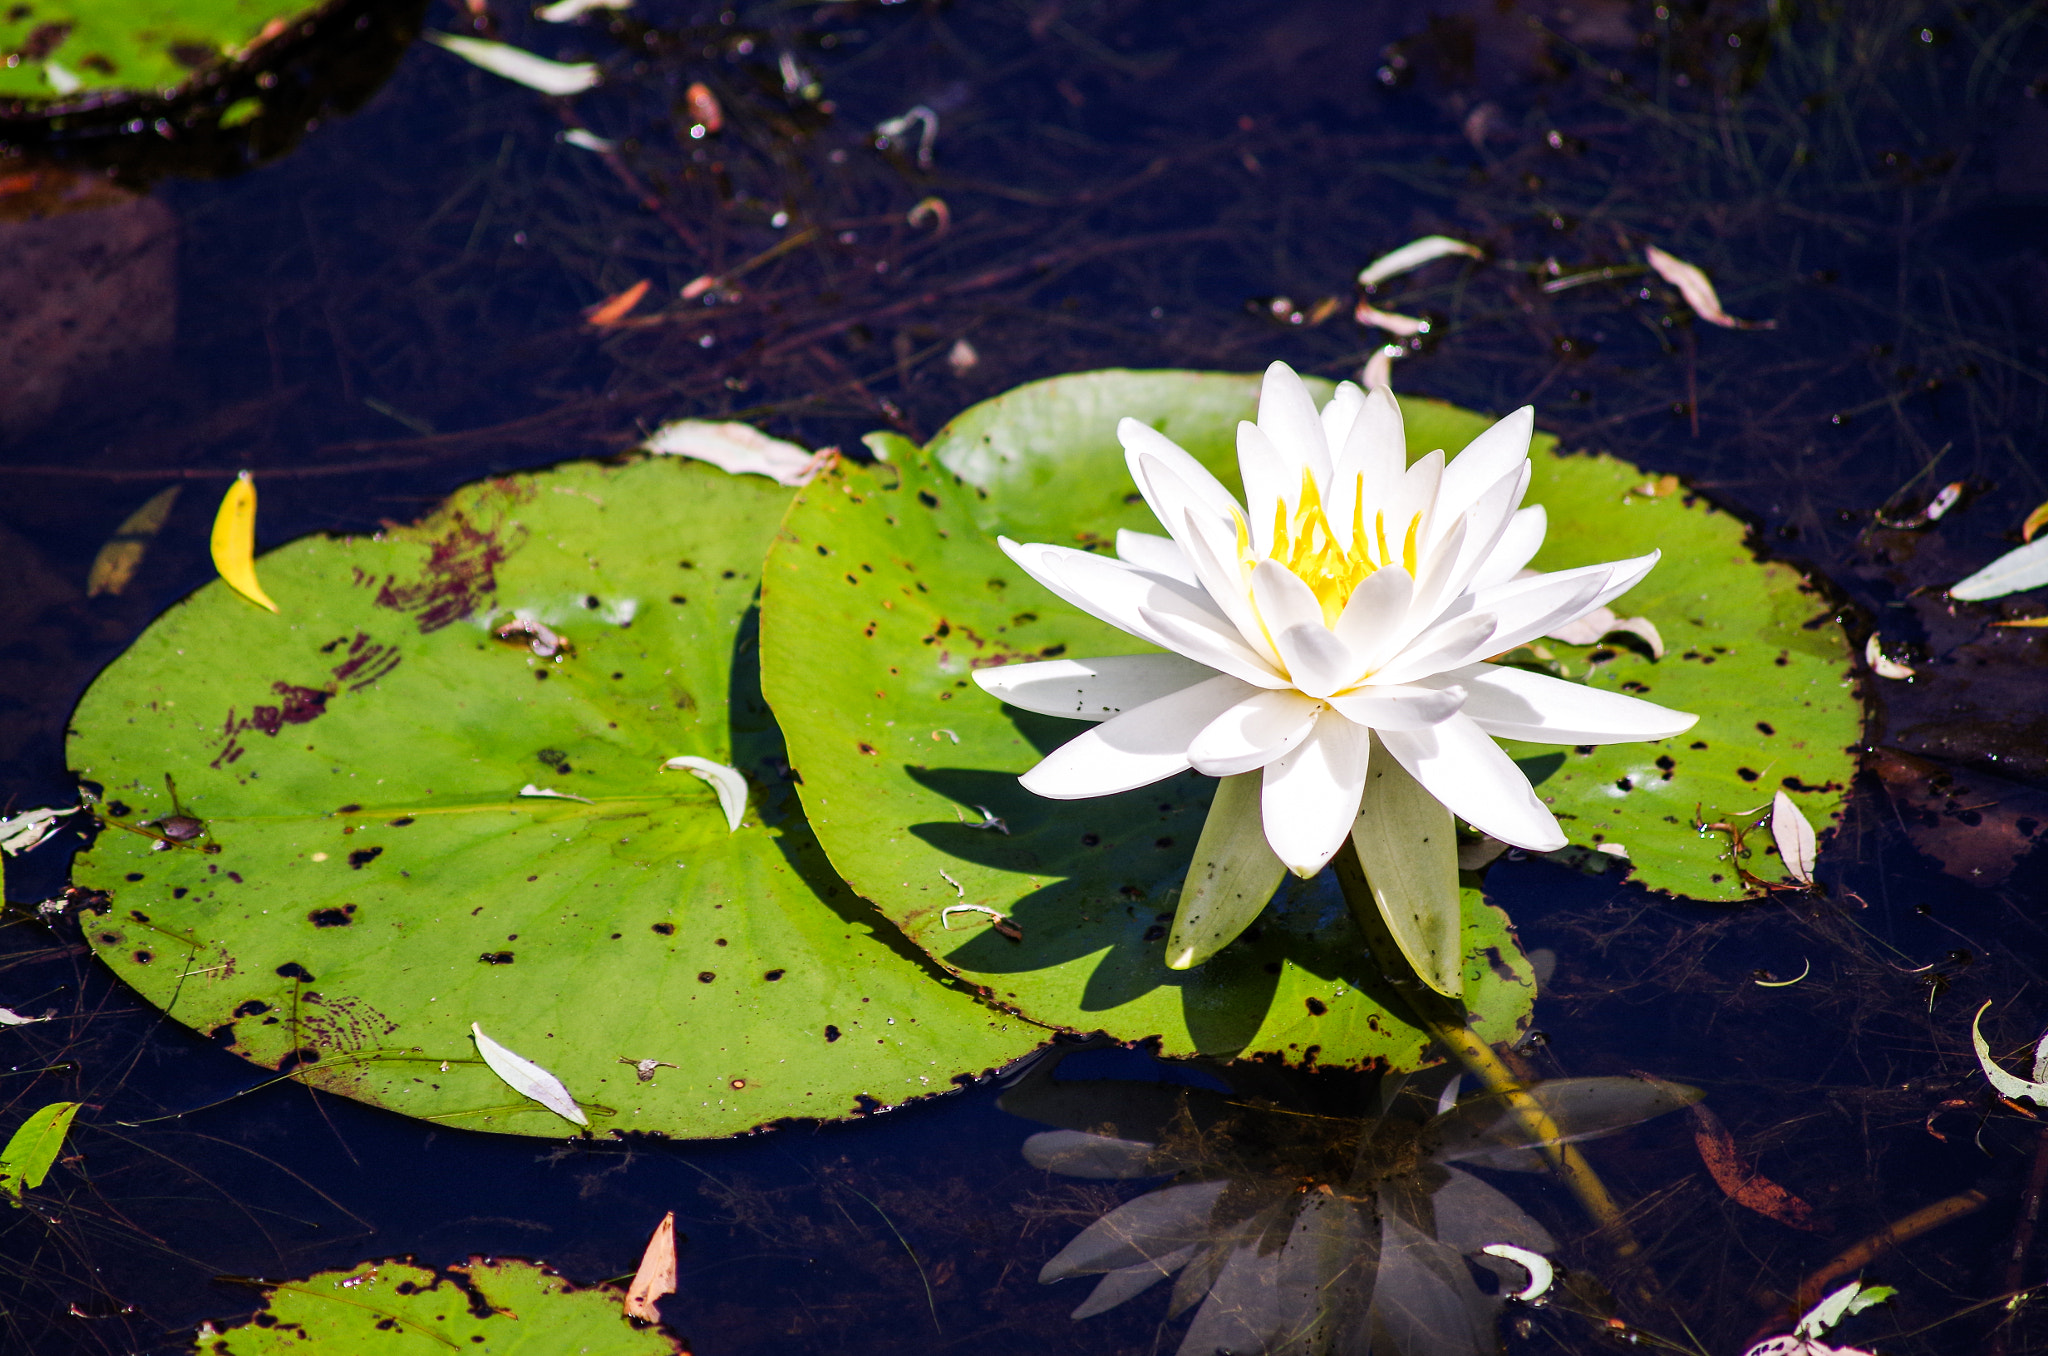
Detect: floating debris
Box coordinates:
(1357, 234, 1481, 288)
(210, 472, 278, 613)
(86, 486, 180, 598)
(426, 33, 600, 96)
(661, 756, 748, 831)
(643, 419, 828, 487)
(1770, 790, 1818, 885)
(471, 1023, 587, 1127)
(1645, 244, 1774, 329)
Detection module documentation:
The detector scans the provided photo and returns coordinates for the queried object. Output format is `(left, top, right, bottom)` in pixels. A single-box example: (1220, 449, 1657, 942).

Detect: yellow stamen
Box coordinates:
(1242, 471, 1428, 629)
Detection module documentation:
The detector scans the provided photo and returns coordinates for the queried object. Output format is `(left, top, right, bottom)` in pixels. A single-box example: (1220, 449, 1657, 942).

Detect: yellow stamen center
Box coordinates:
(1259, 469, 1422, 627)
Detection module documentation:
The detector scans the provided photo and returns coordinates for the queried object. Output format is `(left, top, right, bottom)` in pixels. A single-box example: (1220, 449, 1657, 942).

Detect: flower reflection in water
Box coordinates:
(1005, 1050, 1698, 1356)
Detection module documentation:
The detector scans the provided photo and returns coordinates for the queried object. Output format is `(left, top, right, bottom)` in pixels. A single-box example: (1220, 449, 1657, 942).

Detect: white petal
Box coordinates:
(1470, 506, 1547, 591)
(1327, 683, 1466, 730)
(1174, 507, 1280, 668)
(1379, 715, 1564, 851)
(1428, 460, 1529, 598)
(1438, 663, 1697, 743)
(973, 653, 1220, 721)
(1019, 675, 1254, 798)
(661, 756, 749, 831)
(1370, 611, 1498, 686)
(1000, 537, 1244, 662)
(1436, 406, 1533, 525)
(1330, 385, 1408, 545)
(1319, 382, 1367, 462)
(1260, 713, 1371, 875)
(1137, 606, 1291, 688)
(1128, 452, 1240, 562)
(1237, 421, 1289, 556)
(1333, 567, 1415, 669)
(1380, 449, 1445, 563)
(1114, 529, 1199, 586)
(1188, 689, 1324, 776)
(1466, 563, 1626, 656)
(1272, 622, 1360, 698)
(1249, 559, 1323, 634)
(1117, 419, 1244, 522)
(1256, 361, 1332, 486)
(1588, 548, 1660, 609)
(471, 1023, 588, 1126)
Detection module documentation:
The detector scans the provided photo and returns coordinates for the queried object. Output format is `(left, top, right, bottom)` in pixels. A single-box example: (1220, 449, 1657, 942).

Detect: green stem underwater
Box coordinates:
(1333, 841, 1640, 1258)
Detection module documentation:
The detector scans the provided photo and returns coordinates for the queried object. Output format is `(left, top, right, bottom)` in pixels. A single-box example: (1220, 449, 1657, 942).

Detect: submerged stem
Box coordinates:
(1333, 840, 1640, 1257)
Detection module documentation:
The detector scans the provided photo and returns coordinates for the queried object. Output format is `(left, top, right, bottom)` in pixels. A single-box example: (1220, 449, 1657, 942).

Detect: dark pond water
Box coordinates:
(3, 0, 2048, 1352)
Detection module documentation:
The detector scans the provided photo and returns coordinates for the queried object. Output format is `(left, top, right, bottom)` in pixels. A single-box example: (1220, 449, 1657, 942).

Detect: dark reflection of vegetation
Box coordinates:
(1003, 1047, 1697, 1355)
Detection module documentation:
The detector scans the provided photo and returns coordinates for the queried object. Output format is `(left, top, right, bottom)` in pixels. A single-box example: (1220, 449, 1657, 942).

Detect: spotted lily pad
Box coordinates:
(920, 370, 1859, 902)
(66, 457, 1043, 1140)
(757, 369, 1860, 1060)
(199, 1256, 681, 1354)
(0, 0, 314, 102)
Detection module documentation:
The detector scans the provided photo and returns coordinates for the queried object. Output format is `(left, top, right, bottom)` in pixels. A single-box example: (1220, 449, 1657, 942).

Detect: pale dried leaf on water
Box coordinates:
(1971, 1001, 2048, 1105)
(86, 486, 180, 597)
(1477, 1244, 1551, 1301)
(0, 1007, 48, 1026)
(562, 128, 616, 153)
(519, 784, 593, 804)
(1357, 235, 1482, 288)
(642, 420, 826, 487)
(210, 472, 278, 613)
(471, 1023, 588, 1126)
(1863, 634, 1914, 679)
(536, 0, 630, 21)
(623, 1211, 677, 1320)
(1797, 1279, 1896, 1339)
(1545, 606, 1664, 656)
(1949, 535, 2048, 602)
(1771, 790, 1817, 885)
(1645, 244, 1773, 330)
(1353, 301, 1429, 336)
(425, 33, 600, 95)
(661, 757, 748, 832)
(1361, 345, 1401, 390)
(0, 806, 77, 856)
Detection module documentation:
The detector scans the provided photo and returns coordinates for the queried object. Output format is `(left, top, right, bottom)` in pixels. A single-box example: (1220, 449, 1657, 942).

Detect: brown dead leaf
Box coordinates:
(1690, 1103, 1818, 1231)
(624, 1210, 677, 1321)
(585, 279, 652, 327)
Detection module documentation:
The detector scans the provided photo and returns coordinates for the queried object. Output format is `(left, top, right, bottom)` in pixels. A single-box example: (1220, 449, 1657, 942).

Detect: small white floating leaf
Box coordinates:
(1353, 302, 1429, 336)
(1479, 1244, 1552, 1302)
(1645, 244, 1772, 329)
(562, 128, 617, 153)
(0, 1006, 49, 1026)
(1863, 634, 1914, 679)
(643, 420, 826, 487)
(0, 806, 77, 856)
(662, 756, 748, 831)
(537, 0, 630, 21)
(1358, 234, 1481, 288)
(1770, 790, 1818, 885)
(425, 33, 600, 96)
(1362, 344, 1401, 390)
(1950, 535, 2048, 602)
(519, 784, 593, 803)
(1972, 1001, 2048, 1107)
(471, 1022, 588, 1126)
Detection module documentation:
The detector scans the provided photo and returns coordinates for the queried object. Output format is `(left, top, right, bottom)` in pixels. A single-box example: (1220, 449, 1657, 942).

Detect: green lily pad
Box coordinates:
(199, 1256, 682, 1354)
(66, 457, 1043, 1140)
(922, 370, 1857, 903)
(757, 369, 1861, 1059)
(761, 418, 1537, 1064)
(0, 0, 313, 103)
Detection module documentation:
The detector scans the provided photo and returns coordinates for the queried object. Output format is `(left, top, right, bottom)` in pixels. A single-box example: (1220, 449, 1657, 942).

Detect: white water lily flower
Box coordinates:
(975, 362, 1696, 963)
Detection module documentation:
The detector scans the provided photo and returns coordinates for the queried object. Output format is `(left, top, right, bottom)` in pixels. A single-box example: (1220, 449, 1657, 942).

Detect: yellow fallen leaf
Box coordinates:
(2024, 499, 2048, 543)
(1992, 616, 2048, 628)
(210, 472, 278, 613)
(86, 485, 180, 597)
(624, 1211, 677, 1321)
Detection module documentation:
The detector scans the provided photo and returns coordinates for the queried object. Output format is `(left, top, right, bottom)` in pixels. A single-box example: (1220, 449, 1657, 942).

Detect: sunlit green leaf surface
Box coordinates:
(204, 1256, 681, 1354)
(0, 0, 311, 101)
(67, 458, 1043, 1140)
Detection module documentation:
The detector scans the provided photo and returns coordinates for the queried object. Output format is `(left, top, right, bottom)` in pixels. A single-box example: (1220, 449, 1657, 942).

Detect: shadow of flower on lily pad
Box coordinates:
(1003, 1049, 1697, 1355)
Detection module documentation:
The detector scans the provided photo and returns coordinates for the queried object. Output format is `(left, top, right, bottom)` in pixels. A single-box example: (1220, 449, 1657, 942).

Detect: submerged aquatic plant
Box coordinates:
(976, 362, 1696, 969)
(1005, 1053, 1698, 1356)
